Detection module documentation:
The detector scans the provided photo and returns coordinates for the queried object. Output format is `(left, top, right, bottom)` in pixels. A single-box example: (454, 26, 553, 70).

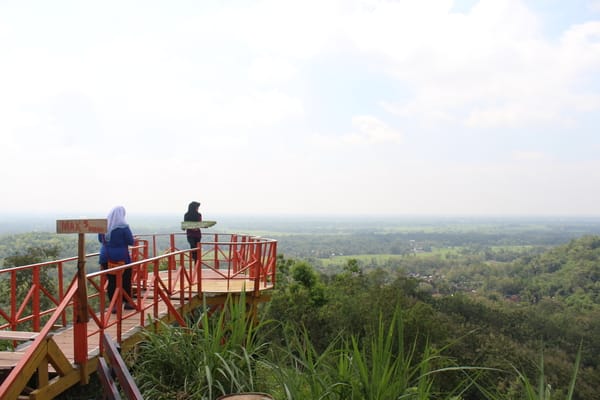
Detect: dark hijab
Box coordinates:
(184, 201, 201, 221)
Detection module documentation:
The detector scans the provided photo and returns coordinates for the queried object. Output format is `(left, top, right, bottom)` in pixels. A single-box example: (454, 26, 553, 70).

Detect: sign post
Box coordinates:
(56, 218, 107, 375)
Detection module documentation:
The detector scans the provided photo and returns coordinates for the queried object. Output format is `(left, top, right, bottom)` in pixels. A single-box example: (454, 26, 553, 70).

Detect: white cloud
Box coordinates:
(559, 21, 600, 71)
(248, 56, 299, 85)
(310, 115, 402, 148)
(346, 115, 403, 145)
(591, 1, 600, 13)
(179, 0, 340, 61)
(511, 150, 548, 161)
(219, 91, 304, 127)
(344, 0, 600, 129)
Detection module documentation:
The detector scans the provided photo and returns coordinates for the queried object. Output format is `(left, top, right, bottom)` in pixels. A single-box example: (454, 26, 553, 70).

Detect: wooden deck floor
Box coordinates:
(0, 270, 274, 370)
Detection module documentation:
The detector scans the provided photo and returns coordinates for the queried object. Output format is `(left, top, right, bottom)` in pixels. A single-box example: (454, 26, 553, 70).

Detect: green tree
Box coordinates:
(1, 245, 60, 326)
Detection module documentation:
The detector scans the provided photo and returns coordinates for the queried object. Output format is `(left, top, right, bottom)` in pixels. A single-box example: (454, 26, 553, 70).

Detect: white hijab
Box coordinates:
(106, 206, 129, 241)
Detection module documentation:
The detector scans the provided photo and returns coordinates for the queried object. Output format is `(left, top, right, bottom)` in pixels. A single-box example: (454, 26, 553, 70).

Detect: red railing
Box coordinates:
(0, 232, 277, 399)
(0, 254, 87, 333)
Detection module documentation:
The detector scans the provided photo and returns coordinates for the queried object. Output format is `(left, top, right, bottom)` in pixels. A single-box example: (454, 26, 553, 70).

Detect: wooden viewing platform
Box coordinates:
(0, 232, 277, 400)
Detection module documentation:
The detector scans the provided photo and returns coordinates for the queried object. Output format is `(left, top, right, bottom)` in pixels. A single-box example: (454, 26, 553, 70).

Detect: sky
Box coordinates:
(1, 0, 600, 218)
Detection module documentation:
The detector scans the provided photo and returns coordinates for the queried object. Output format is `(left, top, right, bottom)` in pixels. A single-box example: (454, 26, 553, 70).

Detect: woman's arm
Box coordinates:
(125, 227, 134, 246)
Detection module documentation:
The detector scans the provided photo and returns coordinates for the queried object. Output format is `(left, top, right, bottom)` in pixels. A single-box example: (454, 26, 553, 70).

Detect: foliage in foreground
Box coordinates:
(133, 293, 271, 399)
(130, 291, 584, 400)
(267, 253, 599, 399)
(132, 295, 482, 400)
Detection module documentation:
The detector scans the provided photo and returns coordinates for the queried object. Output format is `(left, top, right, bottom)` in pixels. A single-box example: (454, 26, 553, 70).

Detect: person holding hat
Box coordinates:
(184, 201, 202, 262)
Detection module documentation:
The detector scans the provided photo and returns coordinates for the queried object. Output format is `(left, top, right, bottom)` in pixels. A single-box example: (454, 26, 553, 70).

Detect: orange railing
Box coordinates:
(197, 233, 278, 293)
(0, 232, 277, 399)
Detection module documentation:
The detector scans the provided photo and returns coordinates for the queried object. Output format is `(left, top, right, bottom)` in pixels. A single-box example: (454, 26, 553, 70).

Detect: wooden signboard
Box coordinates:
(56, 218, 107, 364)
(181, 220, 217, 230)
(56, 219, 107, 234)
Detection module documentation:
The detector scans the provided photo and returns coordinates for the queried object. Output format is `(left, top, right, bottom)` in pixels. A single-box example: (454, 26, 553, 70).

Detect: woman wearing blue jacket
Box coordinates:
(98, 206, 135, 312)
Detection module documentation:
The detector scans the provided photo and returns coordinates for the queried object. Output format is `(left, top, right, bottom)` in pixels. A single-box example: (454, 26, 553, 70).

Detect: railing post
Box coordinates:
(271, 242, 278, 284)
(58, 261, 68, 327)
(169, 234, 177, 270)
(32, 266, 41, 331)
(132, 239, 149, 290)
(10, 271, 16, 331)
(197, 245, 203, 293)
(253, 241, 262, 294)
(74, 232, 89, 381)
(213, 234, 219, 270)
(230, 234, 237, 273)
(249, 238, 257, 279)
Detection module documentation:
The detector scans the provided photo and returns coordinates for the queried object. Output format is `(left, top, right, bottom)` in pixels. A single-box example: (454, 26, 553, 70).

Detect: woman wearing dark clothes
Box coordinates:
(98, 206, 135, 312)
(184, 201, 202, 262)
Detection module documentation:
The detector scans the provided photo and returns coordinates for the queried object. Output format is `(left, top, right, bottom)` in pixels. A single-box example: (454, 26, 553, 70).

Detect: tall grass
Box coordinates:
(133, 292, 273, 400)
(264, 328, 343, 399)
(263, 307, 480, 400)
(510, 343, 581, 400)
(471, 342, 582, 400)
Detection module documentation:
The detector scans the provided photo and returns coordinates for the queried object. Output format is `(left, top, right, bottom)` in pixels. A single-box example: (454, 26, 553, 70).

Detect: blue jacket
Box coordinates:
(98, 227, 134, 264)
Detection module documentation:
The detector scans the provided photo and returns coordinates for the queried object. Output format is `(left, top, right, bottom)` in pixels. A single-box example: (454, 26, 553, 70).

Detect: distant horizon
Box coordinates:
(3, 211, 600, 218)
(3, 212, 600, 237)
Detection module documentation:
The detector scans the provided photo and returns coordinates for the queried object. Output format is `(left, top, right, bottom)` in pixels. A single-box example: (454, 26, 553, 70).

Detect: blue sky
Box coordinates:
(1, 0, 600, 218)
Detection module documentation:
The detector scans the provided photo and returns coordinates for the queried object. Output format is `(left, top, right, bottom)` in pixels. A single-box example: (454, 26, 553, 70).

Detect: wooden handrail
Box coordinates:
(97, 332, 143, 400)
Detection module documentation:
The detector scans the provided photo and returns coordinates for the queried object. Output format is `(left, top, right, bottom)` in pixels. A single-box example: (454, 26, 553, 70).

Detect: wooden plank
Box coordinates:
(46, 339, 75, 376)
(29, 369, 83, 400)
(181, 220, 217, 229)
(0, 331, 39, 341)
(0, 351, 25, 370)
